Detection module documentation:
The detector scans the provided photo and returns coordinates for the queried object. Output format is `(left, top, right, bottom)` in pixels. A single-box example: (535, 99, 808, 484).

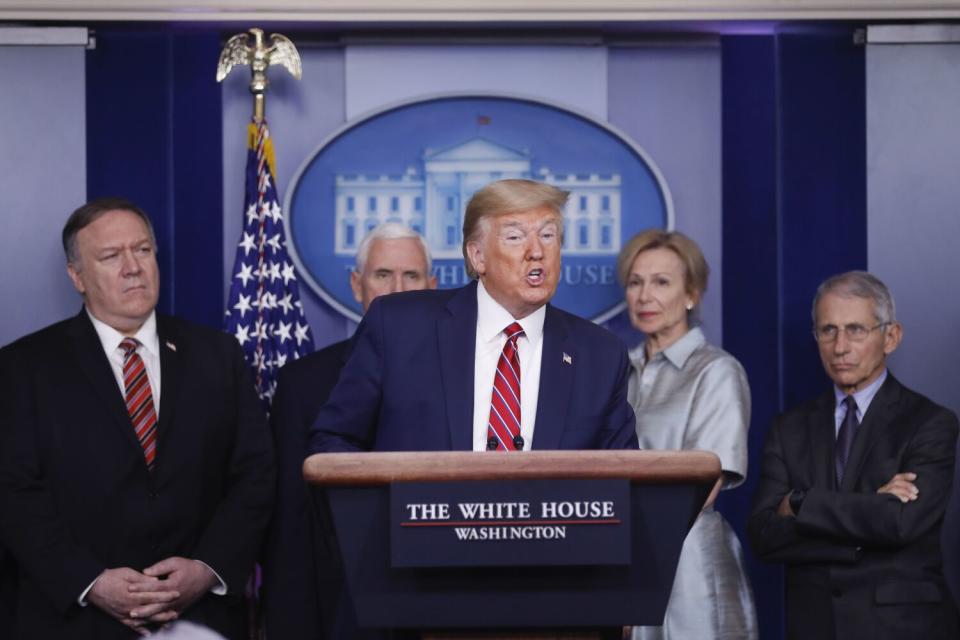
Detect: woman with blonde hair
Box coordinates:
(619, 229, 757, 640)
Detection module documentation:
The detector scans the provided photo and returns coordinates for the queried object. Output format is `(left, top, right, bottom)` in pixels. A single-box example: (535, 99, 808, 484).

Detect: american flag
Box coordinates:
(225, 119, 314, 410)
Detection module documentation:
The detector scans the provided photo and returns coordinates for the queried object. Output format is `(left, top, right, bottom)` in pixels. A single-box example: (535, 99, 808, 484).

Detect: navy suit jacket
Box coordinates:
(0, 310, 274, 640)
(749, 374, 959, 640)
(308, 281, 638, 453)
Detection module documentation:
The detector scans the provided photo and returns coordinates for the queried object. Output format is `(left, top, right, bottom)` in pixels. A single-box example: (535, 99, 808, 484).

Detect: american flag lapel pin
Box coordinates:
(562, 352, 572, 365)
(165, 341, 177, 352)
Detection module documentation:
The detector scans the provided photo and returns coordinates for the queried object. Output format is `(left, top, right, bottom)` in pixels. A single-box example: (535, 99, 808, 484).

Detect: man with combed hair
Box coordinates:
(307, 178, 637, 454)
(749, 270, 959, 640)
(264, 222, 436, 640)
(0, 198, 274, 639)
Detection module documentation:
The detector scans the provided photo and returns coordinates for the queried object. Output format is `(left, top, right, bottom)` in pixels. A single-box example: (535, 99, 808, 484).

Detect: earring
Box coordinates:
(685, 302, 694, 311)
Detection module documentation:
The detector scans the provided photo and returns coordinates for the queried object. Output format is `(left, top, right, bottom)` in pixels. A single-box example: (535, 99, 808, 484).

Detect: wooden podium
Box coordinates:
(304, 450, 720, 639)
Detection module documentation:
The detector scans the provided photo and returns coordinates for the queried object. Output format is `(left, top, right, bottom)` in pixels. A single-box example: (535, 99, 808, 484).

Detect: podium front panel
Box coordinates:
(319, 481, 705, 629)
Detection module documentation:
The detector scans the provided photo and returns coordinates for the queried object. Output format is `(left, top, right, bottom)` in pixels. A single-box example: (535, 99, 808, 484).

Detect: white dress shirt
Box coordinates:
(833, 368, 888, 435)
(88, 309, 162, 412)
(471, 280, 546, 451)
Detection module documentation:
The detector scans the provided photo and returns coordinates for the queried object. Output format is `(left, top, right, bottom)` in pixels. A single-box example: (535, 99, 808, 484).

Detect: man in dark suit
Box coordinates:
(308, 178, 637, 454)
(0, 546, 14, 632)
(263, 223, 435, 640)
(0, 198, 274, 639)
(748, 271, 959, 640)
(942, 432, 960, 610)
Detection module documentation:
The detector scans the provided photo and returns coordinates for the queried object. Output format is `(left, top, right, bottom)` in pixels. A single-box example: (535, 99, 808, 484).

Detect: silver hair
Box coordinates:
(354, 222, 432, 274)
(812, 270, 897, 325)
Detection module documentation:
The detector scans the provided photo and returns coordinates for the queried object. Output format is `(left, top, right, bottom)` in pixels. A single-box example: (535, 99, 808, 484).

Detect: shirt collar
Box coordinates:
(631, 327, 704, 369)
(87, 308, 160, 359)
(834, 367, 888, 416)
(661, 326, 705, 368)
(476, 279, 546, 345)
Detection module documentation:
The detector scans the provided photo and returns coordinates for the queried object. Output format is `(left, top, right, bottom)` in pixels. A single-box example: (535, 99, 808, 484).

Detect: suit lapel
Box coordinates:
(808, 391, 838, 489)
(155, 315, 181, 467)
(437, 282, 477, 451)
(531, 305, 573, 450)
(840, 375, 902, 491)
(66, 310, 143, 451)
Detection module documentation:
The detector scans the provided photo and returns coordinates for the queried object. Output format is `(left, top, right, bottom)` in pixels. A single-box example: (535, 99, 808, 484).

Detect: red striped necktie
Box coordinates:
(120, 337, 158, 470)
(486, 322, 524, 452)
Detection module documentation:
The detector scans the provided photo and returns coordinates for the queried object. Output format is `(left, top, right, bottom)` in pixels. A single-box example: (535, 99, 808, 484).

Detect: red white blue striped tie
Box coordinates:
(121, 338, 158, 470)
(487, 322, 524, 451)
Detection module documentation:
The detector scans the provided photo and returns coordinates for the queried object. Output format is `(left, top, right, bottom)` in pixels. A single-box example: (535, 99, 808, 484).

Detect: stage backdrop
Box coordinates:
(0, 39, 87, 346)
(220, 42, 724, 353)
(867, 26, 960, 416)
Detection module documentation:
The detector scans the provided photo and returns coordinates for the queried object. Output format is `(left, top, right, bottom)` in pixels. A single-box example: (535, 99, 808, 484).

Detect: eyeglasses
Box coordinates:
(812, 322, 890, 344)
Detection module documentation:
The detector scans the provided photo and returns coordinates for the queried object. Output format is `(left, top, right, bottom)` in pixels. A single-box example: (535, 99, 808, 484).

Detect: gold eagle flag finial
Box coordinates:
(216, 28, 302, 122)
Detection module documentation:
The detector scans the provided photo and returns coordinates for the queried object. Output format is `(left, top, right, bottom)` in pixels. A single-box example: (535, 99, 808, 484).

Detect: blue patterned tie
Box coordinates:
(835, 395, 859, 486)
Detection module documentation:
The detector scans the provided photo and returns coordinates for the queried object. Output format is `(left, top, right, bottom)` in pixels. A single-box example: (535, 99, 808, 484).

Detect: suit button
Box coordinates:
(149, 492, 158, 500)
(832, 589, 843, 598)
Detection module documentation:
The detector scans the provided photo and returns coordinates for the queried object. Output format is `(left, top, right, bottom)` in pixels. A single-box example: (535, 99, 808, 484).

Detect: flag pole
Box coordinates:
(216, 28, 311, 639)
(218, 28, 314, 410)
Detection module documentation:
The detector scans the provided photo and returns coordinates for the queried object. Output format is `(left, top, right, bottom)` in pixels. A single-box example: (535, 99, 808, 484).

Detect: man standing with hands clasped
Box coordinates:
(749, 271, 959, 639)
(0, 198, 273, 639)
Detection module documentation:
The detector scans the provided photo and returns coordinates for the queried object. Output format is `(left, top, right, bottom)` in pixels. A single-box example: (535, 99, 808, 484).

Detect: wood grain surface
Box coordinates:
(304, 449, 720, 486)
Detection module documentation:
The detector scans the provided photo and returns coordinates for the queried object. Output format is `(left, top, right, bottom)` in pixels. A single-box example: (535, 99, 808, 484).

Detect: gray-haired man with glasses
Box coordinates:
(748, 270, 959, 640)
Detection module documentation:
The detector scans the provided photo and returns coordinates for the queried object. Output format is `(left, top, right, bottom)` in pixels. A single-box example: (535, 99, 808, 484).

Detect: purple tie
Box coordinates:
(835, 395, 858, 486)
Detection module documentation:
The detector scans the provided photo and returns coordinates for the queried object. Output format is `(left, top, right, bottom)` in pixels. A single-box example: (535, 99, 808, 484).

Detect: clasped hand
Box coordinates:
(87, 557, 217, 636)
